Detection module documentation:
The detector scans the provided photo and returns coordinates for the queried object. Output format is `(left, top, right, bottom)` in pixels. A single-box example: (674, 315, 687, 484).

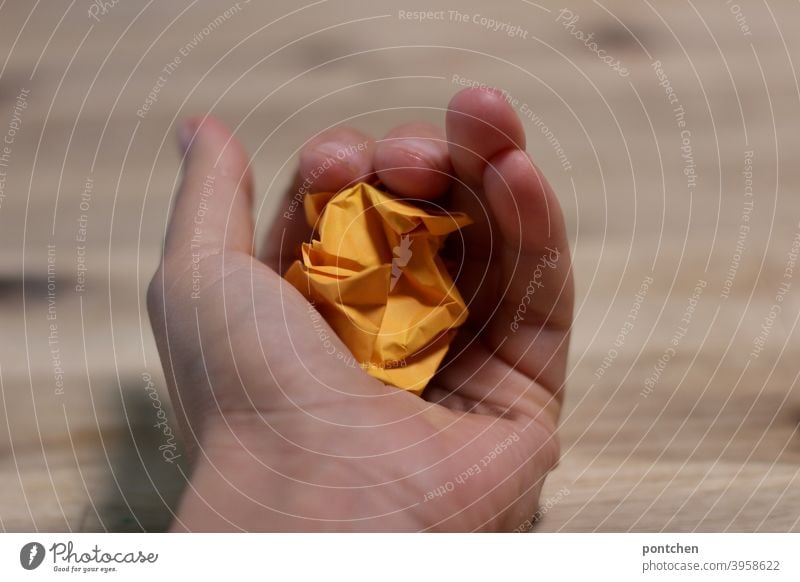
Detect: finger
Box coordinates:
(446, 87, 525, 186)
(444, 87, 526, 316)
(165, 116, 254, 258)
(447, 89, 525, 314)
(150, 116, 254, 456)
(262, 127, 374, 272)
(483, 148, 574, 396)
(444, 87, 573, 402)
(373, 122, 452, 199)
(299, 126, 374, 191)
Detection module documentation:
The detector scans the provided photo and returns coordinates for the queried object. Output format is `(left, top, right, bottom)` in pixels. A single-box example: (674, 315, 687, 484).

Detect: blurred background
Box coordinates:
(1, 0, 799, 531)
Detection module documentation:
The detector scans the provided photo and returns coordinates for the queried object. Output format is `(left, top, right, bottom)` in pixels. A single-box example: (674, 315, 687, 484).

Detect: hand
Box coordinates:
(147, 87, 574, 531)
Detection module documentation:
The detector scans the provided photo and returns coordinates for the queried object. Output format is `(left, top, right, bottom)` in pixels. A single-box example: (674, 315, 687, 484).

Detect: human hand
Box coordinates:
(147, 87, 573, 531)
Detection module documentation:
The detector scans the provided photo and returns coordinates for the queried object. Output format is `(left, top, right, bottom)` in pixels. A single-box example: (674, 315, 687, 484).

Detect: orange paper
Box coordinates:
(284, 182, 472, 394)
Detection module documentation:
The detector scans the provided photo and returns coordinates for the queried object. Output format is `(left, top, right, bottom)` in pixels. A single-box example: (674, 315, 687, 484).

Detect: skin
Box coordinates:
(148, 87, 574, 531)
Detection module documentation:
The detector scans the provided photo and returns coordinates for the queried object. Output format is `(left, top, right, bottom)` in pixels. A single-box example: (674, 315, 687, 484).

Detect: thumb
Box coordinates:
(164, 116, 254, 260)
(148, 117, 254, 457)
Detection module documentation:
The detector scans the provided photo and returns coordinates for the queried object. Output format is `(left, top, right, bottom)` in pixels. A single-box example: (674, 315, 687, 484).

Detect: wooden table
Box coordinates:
(0, 0, 798, 531)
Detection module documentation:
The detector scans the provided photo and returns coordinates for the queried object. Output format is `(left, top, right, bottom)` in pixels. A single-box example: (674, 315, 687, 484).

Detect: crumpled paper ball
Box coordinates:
(284, 181, 472, 394)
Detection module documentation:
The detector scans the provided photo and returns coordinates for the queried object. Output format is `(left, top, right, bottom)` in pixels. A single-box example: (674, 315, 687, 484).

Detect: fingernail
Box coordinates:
(304, 142, 356, 173)
(313, 142, 349, 162)
(393, 138, 445, 169)
(177, 118, 199, 156)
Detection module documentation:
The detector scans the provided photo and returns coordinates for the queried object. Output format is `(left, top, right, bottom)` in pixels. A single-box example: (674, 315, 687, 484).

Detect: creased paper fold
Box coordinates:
(285, 182, 471, 394)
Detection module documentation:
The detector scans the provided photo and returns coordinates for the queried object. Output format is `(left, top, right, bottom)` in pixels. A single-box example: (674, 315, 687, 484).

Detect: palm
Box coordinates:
(149, 88, 573, 531)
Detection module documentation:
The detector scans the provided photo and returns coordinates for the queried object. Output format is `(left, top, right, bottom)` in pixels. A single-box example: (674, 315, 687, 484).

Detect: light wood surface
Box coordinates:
(1, 0, 799, 532)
